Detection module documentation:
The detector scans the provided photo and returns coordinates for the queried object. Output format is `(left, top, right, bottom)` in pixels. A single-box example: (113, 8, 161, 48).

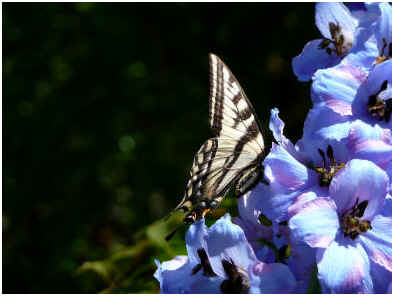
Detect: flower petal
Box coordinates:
(205, 213, 257, 278)
(185, 219, 208, 265)
(154, 256, 194, 293)
(343, 31, 378, 71)
(269, 108, 299, 160)
(315, 2, 357, 39)
(317, 236, 373, 293)
(347, 120, 392, 170)
(375, 2, 392, 57)
(352, 59, 392, 127)
(329, 159, 389, 220)
(248, 262, 296, 293)
(292, 39, 340, 82)
(359, 210, 392, 272)
(312, 64, 366, 108)
(289, 197, 339, 248)
(264, 143, 311, 190)
(369, 259, 392, 293)
(232, 216, 273, 255)
(366, 59, 392, 99)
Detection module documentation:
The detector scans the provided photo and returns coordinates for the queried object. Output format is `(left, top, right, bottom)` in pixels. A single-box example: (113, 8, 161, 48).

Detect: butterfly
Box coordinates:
(166, 54, 266, 240)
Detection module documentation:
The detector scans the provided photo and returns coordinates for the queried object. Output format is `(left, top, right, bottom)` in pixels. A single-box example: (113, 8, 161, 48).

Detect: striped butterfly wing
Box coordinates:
(173, 54, 265, 217)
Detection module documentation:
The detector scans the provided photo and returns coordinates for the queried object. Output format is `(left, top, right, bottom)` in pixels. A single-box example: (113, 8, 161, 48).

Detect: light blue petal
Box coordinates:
(347, 120, 392, 171)
(344, 3, 380, 70)
(287, 240, 316, 293)
(376, 3, 392, 57)
(269, 108, 299, 159)
(292, 39, 340, 82)
(289, 197, 339, 248)
(249, 262, 296, 293)
(343, 31, 378, 71)
(232, 216, 273, 255)
(185, 218, 208, 265)
(351, 59, 392, 128)
(315, 3, 356, 39)
(155, 255, 223, 293)
(297, 105, 352, 164)
(366, 59, 392, 97)
(269, 107, 285, 144)
(329, 159, 389, 220)
(381, 195, 392, 218)
(264, 143, 311, 191)
(237, 182, 267, 223)
(359, 211, 392, 273)
(243, 179, 303, 222)
(353, 2, 381, 27)
(287, 190, 321, 219)
(369, 258, 392, 293)
(205, 213, 257, 278)
(317, 236, 373, 293)
(189, 276, 222, 294)
(154, 256, 193, 293)
(312, 64, 365, 107)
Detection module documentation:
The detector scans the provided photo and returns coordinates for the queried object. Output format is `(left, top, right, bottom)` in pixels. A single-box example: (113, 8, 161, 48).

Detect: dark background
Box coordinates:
(3, 3, 315, 293)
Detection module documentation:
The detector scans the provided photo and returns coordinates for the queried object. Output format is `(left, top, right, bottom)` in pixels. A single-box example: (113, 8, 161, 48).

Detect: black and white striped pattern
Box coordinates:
(172, 54, 265, 218)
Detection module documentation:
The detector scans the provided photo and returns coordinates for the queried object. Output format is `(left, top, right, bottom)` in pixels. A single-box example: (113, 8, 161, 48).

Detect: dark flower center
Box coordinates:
(368, 80, 392, 122)
(313, 145, 345, 187)
(318, 22, 353, 57)
(341, 198, 372, 240)
(220, 259, 250, 294)
(376, 38, 392, 64)
(192, 249, 251, 293)
(192, 249, 217, 277)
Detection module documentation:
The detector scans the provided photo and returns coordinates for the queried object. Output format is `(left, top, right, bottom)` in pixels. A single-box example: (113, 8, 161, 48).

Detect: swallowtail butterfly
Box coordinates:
(166, 54, 265, 240)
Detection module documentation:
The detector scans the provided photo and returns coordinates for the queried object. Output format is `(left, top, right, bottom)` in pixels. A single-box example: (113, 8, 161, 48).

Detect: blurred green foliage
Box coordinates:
(3, 3, 315, 293)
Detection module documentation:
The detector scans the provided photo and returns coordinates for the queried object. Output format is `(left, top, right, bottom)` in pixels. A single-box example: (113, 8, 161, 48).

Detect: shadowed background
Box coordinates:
(3, 3, 316, 293)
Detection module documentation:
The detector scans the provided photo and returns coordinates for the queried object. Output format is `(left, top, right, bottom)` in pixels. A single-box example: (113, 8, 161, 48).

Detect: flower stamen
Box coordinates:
(192, 249, 217, 277)
(341, 198, 372, 239)
(220, 259, 250, 293)
(314, 145, 345, 187)
(376, 38, 392, 64)
(368, 80, 392, 122)
(318, 22, 353, 57)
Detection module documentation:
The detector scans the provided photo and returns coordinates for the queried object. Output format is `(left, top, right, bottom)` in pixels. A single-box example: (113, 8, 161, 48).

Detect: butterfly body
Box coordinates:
(167, 54, 265, 232)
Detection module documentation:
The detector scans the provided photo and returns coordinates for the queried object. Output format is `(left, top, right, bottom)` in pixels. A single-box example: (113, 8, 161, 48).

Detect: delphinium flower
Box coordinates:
(292, 2, 379, 81)
(154, 214, 296, 293)
(241, 108, 390, 222)
(154, 2, 392, 294)
(301, 58, 392, 152)
(238, 107, 392, 291)
(298, 2, 391, 154)
(288, 159, 391, 293)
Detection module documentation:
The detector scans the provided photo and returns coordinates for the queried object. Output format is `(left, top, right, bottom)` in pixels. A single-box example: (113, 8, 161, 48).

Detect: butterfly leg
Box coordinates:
(183, 197, 224, 224)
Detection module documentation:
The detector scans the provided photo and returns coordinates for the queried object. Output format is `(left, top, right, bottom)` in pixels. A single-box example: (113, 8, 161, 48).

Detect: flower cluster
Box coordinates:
(155, 3, 391, 293)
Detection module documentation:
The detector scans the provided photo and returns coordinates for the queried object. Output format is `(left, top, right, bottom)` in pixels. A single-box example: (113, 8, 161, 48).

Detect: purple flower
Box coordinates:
(301, 59, 392, 152)
(292, 2, 378, 81)
(239, 108, 390, 232)
(288, 159, 391, 293)
(154, 214, 296, 293)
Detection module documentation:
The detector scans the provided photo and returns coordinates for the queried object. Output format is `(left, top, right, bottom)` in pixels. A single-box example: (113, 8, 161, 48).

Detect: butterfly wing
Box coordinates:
(172, 54, 265, 215)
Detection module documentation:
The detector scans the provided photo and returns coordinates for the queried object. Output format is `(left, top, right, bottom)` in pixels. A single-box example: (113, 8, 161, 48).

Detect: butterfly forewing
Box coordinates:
(209, 54, 264, 153)
(170, 53, 265, 224)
